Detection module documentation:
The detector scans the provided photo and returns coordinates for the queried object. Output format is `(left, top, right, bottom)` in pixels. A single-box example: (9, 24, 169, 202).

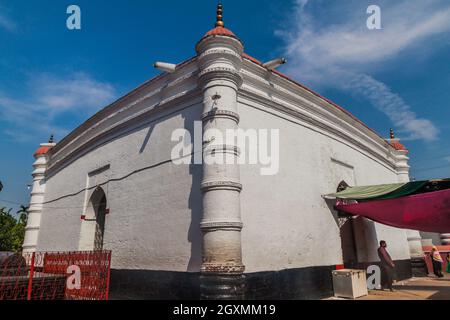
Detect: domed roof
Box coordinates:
(389, 141, 408, 152)
(204, 26, 236, 38)
(34, 146, 51, 157)
(388, 129, 408, 152)
(33, 135, 55, 157)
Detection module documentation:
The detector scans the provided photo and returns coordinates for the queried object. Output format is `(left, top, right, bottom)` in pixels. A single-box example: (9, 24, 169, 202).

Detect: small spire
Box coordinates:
(49, 134, 54, 143)
(389, 128, 395, 139)
(215, 2, 224, 28)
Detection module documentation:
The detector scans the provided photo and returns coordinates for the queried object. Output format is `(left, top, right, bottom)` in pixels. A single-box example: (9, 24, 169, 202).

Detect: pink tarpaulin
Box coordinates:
(335, 188, 450, 233)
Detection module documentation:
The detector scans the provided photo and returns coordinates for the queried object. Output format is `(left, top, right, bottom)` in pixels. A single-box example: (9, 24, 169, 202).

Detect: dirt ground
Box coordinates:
(328, 272, 450, 300)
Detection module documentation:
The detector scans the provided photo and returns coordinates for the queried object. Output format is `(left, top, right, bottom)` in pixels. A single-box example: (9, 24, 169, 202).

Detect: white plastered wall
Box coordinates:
(37, 102, 204, 272)
(238, 101, 411, 273)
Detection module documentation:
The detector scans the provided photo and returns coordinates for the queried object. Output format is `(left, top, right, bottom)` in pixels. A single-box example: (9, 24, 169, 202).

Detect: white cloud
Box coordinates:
(34, 73, 116, 113)
(0, 7, 16, 32)
(337, 71, 439, 141)
(0, 72, 117, 142)
(278, 0, 450, 141)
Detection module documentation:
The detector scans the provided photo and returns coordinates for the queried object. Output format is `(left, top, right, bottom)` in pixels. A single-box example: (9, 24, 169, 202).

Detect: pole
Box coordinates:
(27, 252, 35, 300)
(105, 252, 111, 300)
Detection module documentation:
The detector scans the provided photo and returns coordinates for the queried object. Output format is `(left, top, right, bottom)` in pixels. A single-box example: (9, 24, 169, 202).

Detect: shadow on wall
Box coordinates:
(183, 107, 203, 272)
(324, 198, 340, 228)
(135, 104, 204, 272)
(324, 197, 378, 267)
(139, 123, 156, 154)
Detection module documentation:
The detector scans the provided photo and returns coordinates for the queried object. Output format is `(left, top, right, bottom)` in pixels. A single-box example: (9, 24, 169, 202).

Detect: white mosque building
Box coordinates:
(23, 4, 430, 299)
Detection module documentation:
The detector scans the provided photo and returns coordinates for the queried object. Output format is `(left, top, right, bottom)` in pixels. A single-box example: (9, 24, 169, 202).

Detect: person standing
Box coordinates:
(377, 240, 396, 291)
(430, 246, 444, 278)
(446, 253, 450, 273)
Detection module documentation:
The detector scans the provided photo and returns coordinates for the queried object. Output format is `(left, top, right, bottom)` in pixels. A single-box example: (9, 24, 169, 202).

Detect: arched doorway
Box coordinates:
(79, 187, 107, 251)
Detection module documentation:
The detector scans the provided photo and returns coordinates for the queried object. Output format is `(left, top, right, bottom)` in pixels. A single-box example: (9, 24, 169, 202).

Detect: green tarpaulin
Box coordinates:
(324, 181, 428, 200)
(375, 181, 428, 200)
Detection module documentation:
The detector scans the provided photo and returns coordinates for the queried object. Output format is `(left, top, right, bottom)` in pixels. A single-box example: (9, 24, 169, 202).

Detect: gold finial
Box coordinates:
(390, 128, 395, 139)
(215, 2, 224, 28)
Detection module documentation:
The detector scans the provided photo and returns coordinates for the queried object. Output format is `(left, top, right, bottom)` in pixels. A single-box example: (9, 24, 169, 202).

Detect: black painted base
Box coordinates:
(109, 269, 200, 300)
(108, 260, 414, 300)
(356, 259, 412, 281)
(109, 266, 335, 300)
(393, 259, 414, 280)
(245, 266, 335, 300)
(410, 257, 428, 277)
(200, 273, 245, 300)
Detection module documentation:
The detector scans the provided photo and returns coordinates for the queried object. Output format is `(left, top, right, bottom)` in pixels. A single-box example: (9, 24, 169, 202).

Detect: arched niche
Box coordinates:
(78, 187, 107, 251)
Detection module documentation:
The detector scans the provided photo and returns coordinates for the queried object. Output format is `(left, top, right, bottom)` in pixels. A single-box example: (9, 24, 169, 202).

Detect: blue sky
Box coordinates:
(1, 0, 449, 214)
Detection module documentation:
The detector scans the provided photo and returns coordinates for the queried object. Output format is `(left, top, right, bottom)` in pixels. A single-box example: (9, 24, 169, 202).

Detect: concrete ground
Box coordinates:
(328, 273, 450, 300)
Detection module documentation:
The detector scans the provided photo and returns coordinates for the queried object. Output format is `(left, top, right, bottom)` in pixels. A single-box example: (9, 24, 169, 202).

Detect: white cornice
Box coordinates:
(50, 57, 197, 156)
(46, 54, 402, 177)
(47, 58, 200, 175)
(241, 58, 392, 144)
(238, 92, 397, 173)
(47, 91, 202, 178)
(239, 60, 398, 171)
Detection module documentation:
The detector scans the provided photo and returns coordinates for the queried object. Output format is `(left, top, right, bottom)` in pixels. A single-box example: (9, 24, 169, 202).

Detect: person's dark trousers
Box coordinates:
(432, 260, 443, 277)
(381, 265, 394, 290)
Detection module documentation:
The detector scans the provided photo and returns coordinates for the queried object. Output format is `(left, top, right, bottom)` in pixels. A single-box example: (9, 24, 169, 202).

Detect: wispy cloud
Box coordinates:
(35, 73, 117, 114)
(0, 72, 117, 142)
(278, 0, 450, 141)
(0, 6, 16, 32)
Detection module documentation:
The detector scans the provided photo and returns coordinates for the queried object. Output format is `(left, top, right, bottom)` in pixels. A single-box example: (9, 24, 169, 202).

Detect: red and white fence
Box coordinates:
(0, 250, 111, 300)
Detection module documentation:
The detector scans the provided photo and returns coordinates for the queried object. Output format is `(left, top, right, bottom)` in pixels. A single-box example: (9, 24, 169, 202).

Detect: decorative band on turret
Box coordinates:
(200, 220, 243, 231)
(407, 236, 422, 242)
(201, 180, 242, 192)
(199, 66, 240, 78)
(197, 49, 242, 64)
(201, 263, 245, 274)
(22, 244, 36, 249)
(198, 67, 243, 88)
(203, 144, 240, 157)
(202, 109, 240, 123)
(30, 191, 46, 196)
(24, 226, 40, 231)
(441, 234, 450, 245)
